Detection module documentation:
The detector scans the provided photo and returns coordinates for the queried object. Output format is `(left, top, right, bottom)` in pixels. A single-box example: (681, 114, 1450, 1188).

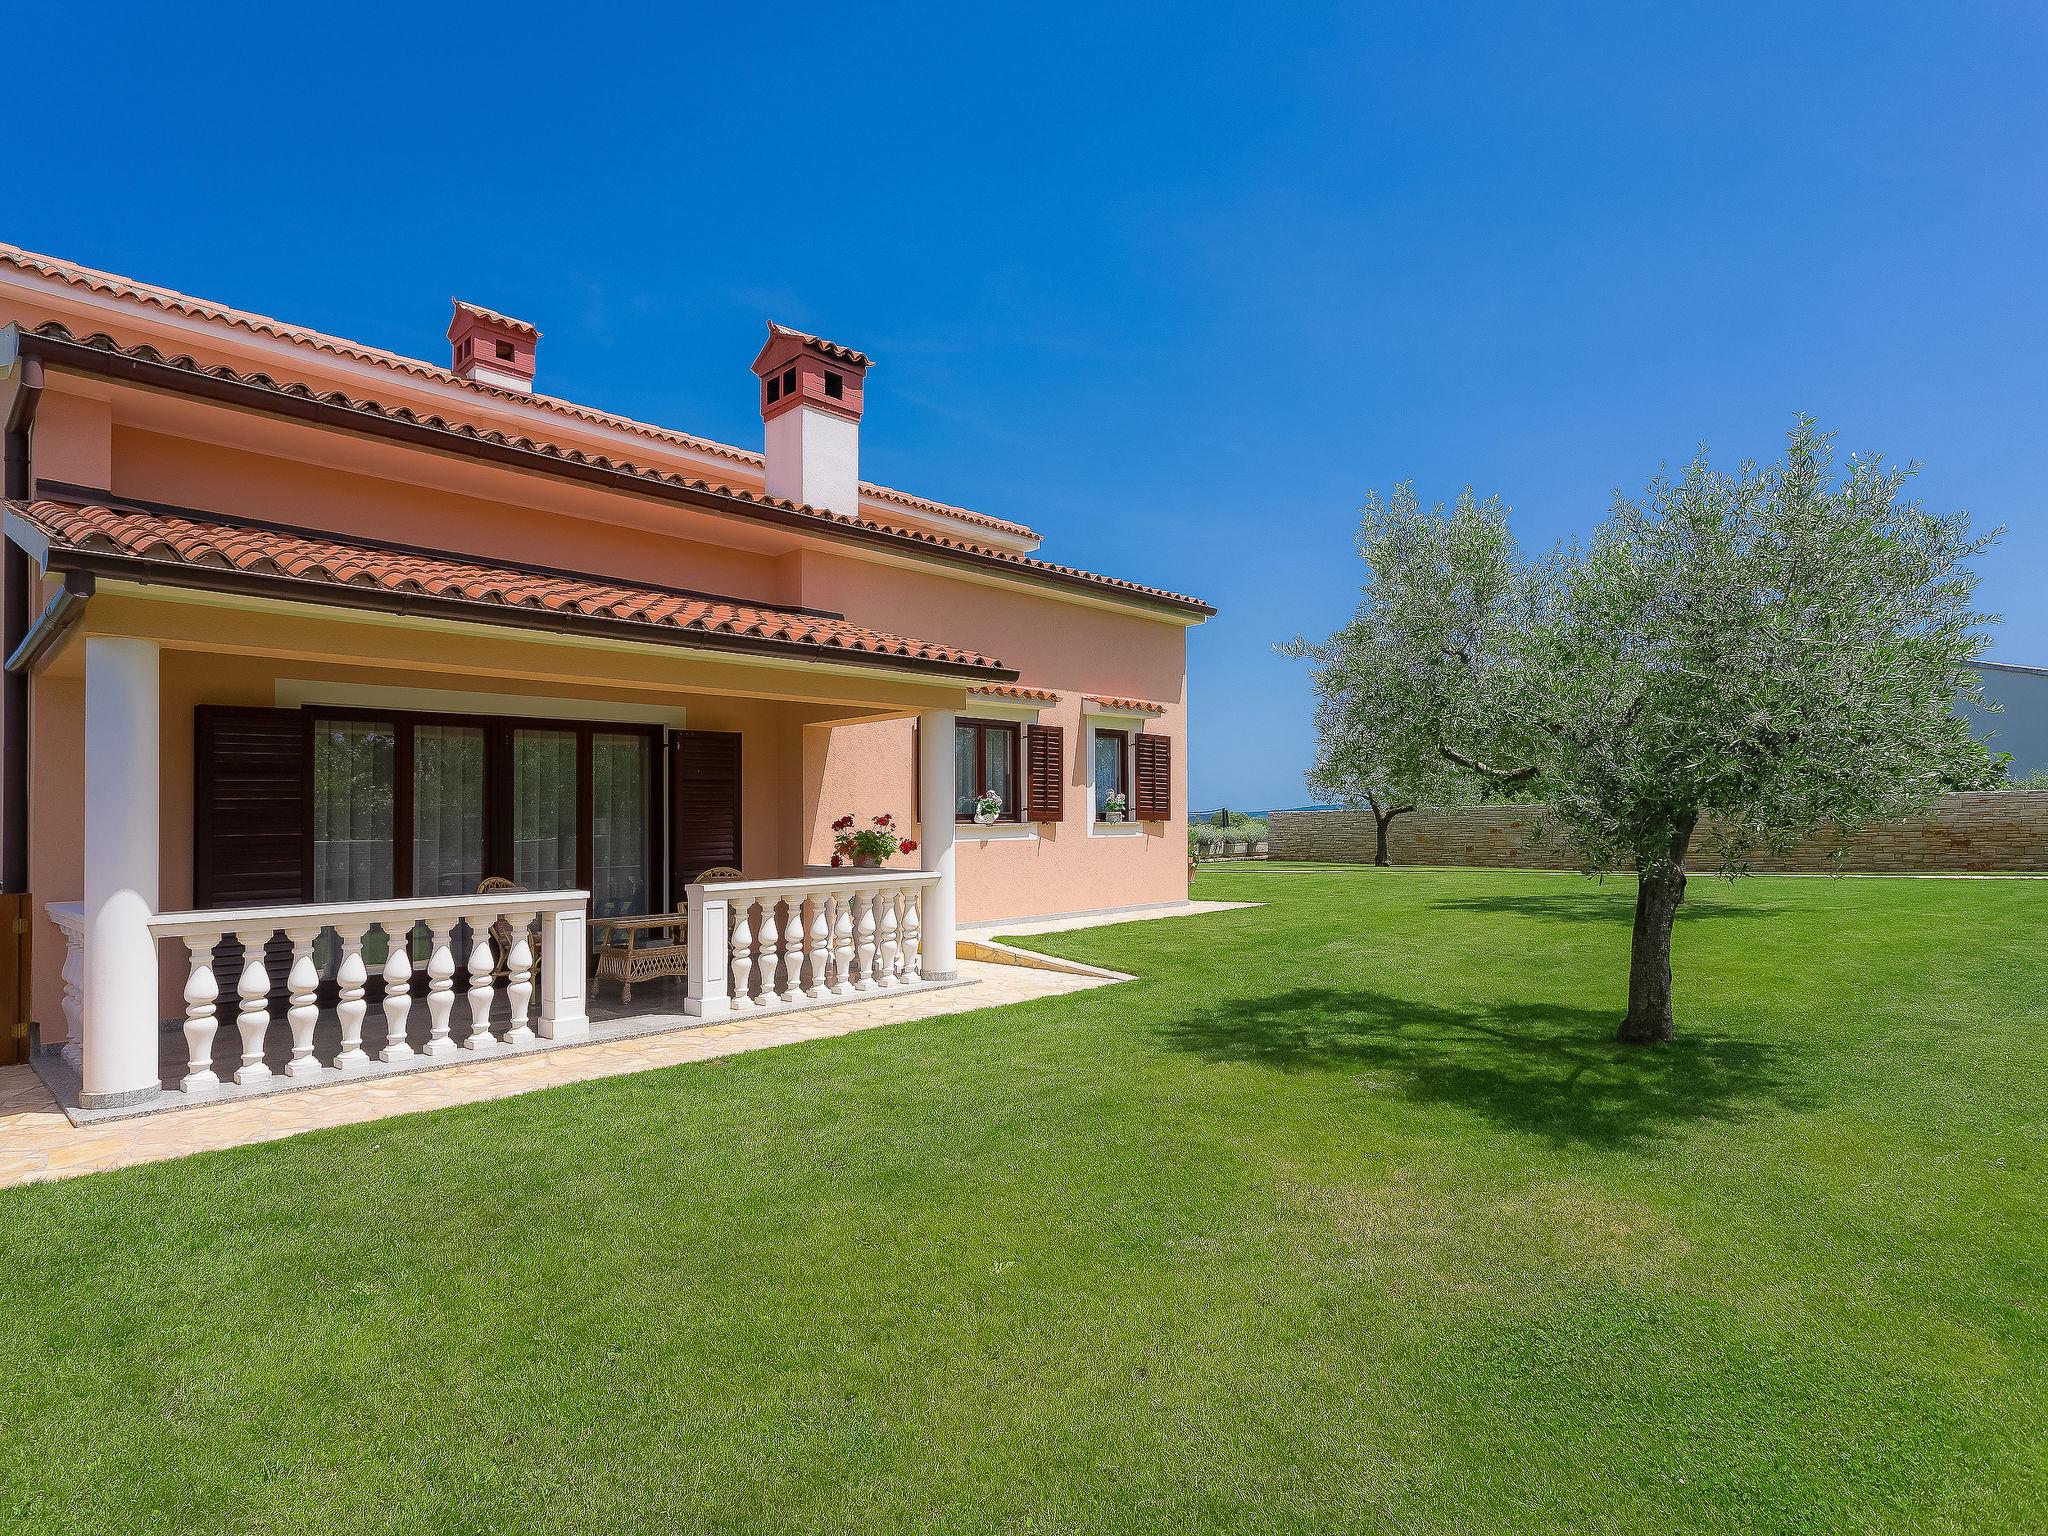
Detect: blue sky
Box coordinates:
(12, 3, 2045, 808)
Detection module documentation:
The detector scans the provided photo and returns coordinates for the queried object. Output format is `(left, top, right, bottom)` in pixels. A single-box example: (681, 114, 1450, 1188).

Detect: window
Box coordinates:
(413, 724, 487, 897)
(494, 339, 515, 362)
(782, 367, 797, 394)
(824, 371, 844, 400)
(512, 728, 578, 891)
(305, 709, 659, 909)
(313, 719, 395, 902)
(766, 376, 780, 404)
(591, 732, 653, 919)
(1094, 728, 1128, 818)
(954, 719, 1019, 820)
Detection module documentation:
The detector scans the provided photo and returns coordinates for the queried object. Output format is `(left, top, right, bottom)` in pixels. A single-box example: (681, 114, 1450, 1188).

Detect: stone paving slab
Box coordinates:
(0, 960, 1115, 1188)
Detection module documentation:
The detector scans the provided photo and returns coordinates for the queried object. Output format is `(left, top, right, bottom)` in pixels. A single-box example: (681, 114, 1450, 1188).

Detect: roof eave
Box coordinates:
(14, 324, 1216, 621)
(27, 542, 1019, 685)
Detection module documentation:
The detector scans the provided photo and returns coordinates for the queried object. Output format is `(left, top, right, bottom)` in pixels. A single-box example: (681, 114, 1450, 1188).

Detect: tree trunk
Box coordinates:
(1370, 804, 1414, 866)
(1617, 818, 1697, 1045)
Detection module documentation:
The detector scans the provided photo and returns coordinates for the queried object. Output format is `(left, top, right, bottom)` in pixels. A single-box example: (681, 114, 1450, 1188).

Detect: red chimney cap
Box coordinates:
(447, 300, 539, 388)
(447, 299, 540, 342)
(751, 321, 870, 374)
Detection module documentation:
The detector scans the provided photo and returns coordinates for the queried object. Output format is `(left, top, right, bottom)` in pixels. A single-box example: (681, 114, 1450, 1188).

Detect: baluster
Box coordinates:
(901, 887, 923, 982)
(728, 902, 756, 1010)
(502, 912, 536, 1047)
(234, 932, 274, 1085)
(853, 892, 877, 992)
(284, 924, 324, 1077)
(804, 897, 832, 1001)
(57, 922, 85, 1073)
(778, 899, 805, 1004)
(755, 901, 781, 1006)
(334, 923, 370, 1070)
(830, 891, 855, 997)
(422, 920, 458, 1056)
(874, 888, 900, 989)
(380, 924, 417, 1062)
(463, 917, 498, 1050)
(180, 934, 222, 1091)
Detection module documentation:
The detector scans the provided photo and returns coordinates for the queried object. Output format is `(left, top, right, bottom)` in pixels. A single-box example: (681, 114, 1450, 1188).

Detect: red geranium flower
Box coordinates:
(900, 840, 918, 854)
(830, 854, 844, 867)
(832, 815, 854, 831)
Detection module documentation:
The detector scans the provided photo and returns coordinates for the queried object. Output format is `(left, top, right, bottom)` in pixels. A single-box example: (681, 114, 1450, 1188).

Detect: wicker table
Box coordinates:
(591, 911, 689, 1005)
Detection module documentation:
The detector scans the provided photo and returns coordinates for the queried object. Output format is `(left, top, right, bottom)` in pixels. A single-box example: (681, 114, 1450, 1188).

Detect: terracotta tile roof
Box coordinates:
(1083, 695, 1168, 714)
(9, 498, 1013, 677)
(10, 318, 1214, 617)
(765, 320, 870, 367)
(859, 482, 1036, 541)
(969, 683, 1061, 704)
(2, 244, 1040, 540)
(451, 300, 539, 338)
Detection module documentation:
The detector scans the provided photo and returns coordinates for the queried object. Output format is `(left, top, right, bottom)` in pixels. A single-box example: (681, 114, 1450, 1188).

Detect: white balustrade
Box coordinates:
(684, 872, 943, 1020)
(46, 869, 943, 1105)
(40, 891, 588, 1100)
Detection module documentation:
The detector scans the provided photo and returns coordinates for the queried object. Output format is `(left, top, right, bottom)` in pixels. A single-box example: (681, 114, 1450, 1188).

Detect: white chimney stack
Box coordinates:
(753, 322, 869, 516)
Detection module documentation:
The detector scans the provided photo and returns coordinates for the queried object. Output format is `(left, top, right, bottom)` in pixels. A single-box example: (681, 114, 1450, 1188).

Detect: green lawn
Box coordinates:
(4, 868, 2044, 1534)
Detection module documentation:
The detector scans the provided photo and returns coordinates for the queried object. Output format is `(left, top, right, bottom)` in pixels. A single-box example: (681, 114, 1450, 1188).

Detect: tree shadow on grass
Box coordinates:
(1428, 887, 1789, 924)
(1158, 986, 1809, 1152)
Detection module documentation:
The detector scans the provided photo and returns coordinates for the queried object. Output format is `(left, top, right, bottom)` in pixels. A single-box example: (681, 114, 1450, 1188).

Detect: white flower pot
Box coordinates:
(974, 808, 1000, 825)
(1105, 810, 1125, 822)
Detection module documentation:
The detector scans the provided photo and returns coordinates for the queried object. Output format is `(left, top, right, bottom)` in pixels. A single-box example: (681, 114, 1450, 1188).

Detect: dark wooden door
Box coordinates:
(669, 730, 742, 889)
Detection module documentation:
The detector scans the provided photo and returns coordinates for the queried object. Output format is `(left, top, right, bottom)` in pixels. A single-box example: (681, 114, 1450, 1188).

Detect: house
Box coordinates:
(0, 242, 1210, 1109)
(1963, 661, 2048, 780)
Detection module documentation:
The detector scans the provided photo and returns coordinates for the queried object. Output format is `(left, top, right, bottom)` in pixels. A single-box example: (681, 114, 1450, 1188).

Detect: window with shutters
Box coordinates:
(218, 706, 662, 915)
(1093, 728, 1128, 819)
(1135, 733, 1173, 821)
(953, 719, 1020, 820)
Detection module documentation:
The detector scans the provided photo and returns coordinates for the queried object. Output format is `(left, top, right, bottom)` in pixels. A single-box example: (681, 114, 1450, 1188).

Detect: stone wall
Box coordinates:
(1270, 792, 2048, 873)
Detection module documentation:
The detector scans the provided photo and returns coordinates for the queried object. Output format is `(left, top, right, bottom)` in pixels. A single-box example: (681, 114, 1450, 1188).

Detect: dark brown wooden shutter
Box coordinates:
(194, 706, 310, 907)
(193, 705, 309, 1009)
(671, 729, 742, 884)
(1024, 723, 1064, 821)
(1134, 733, 1172, 821)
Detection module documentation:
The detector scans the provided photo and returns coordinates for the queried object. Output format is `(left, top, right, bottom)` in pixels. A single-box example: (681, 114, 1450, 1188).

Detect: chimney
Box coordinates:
(447, 300, 539, 390)
(753, 322, 869, 515)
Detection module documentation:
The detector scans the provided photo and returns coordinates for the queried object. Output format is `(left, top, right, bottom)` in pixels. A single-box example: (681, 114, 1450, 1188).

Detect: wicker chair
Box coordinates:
(474, 877, 540, 986)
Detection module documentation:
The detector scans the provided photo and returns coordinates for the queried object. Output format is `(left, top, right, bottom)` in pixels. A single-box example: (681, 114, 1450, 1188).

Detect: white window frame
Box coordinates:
(1084, 707, 1151, 838)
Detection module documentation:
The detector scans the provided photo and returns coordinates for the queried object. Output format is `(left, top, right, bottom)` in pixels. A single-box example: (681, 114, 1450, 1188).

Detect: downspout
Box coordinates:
(5, 568, 92, 675)
(2, 324, 41, 895)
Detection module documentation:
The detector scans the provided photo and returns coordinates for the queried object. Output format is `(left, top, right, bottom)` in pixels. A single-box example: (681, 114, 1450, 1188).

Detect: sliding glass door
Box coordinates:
(512, 728, 579, 892)
(307, 710, 659, 913)
(414, 724, 488, 897)
(592, 732, 654, 918)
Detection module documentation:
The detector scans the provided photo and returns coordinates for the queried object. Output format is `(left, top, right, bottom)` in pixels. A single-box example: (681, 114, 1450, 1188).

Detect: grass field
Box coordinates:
(3, 866, 2043, 1533)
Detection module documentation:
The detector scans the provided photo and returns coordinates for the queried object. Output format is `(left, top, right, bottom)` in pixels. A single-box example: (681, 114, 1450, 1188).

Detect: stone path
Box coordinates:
(0, 959, 1114, 1188)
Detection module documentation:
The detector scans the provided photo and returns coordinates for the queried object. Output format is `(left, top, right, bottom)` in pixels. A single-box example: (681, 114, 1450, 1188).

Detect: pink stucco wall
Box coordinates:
(4, 283, 1199, 1040)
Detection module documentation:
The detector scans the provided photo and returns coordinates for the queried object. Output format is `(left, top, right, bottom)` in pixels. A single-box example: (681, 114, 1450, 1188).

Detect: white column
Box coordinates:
(684, 888, 730, 1019)
(80, 636, 161, 1108)
(538, 905, 589, 1039)
(917, 708, 958, 980)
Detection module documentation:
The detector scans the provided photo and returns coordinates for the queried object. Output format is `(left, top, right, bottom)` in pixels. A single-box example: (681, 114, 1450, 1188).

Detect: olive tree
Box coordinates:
(1300, 422, 1996, 1043)
(1280, 487, 1498, 862)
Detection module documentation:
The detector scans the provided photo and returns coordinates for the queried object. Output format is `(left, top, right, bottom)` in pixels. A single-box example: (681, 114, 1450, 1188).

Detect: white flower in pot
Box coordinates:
(1103, 790, 1128, 823)
(973, 791, 1004, 825)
